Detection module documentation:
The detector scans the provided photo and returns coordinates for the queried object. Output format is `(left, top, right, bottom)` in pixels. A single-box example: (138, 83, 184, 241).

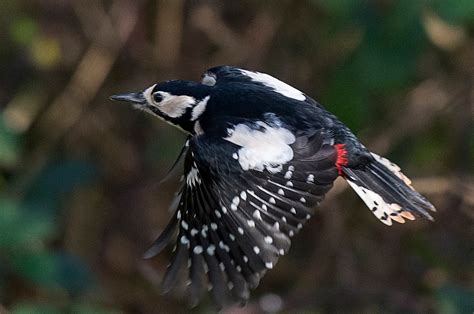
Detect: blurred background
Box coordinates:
(0, 0, 473, 313)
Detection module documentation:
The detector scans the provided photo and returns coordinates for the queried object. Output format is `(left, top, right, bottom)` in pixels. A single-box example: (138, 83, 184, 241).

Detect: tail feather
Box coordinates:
(343, 153, 436, 226)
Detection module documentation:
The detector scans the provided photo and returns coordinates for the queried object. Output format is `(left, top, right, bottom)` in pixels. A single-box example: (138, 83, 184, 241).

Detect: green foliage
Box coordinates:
(9, 16, 38, 46)
(315, 0, 360, 19)
(23, 160, 98, 215)
(10, 252, 92, 293)
(10, 303, 63, 314)
(10, 302, 121, 314)
(0, 197, 55, 250)
(430, 0, 474, 24)
(0, 116, 21, 168)
(69, 303, 123, 314)
(437, 284, 474, 314)
(0, 155, 98, 302)
(323, 0, 428, 131)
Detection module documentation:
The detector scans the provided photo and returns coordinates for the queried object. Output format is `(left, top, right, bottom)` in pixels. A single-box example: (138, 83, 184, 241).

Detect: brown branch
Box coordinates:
(190, 4, 281, 66)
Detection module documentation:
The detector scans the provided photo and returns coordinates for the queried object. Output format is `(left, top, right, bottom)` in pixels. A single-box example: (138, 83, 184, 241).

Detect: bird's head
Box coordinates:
(110, 80, 211, 134)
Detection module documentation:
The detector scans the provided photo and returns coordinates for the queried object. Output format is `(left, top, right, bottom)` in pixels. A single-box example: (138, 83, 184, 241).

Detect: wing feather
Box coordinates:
(145, 127, 339, 307)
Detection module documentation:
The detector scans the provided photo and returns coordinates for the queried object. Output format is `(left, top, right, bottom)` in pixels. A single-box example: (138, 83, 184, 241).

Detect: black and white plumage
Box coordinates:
(110, 65, 436, 308)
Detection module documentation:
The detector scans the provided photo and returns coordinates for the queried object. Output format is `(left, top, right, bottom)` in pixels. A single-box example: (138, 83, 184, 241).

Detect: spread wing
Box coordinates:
(144, 127, 339, 308)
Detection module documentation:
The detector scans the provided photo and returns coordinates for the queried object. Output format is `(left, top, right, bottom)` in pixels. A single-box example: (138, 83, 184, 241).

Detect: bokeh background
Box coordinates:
(1, 0, 473, 313)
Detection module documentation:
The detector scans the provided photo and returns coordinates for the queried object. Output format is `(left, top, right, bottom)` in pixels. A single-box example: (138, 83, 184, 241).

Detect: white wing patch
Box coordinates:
(347, 181, 415, 226)
(225, 122, 296, 173)
(371, 153, 412, 186)
(240, 69, 306, 101)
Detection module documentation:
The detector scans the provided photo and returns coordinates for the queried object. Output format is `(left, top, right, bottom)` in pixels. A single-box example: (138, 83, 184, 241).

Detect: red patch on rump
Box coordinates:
(334, 144, 348, 176)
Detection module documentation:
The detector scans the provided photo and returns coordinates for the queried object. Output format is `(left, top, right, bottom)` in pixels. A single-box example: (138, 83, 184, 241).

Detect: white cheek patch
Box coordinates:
(240, 69, 306, 101)
(143, 85, 195, 119)
(157, 92, 195, 118)
(225, 122, 296, 173)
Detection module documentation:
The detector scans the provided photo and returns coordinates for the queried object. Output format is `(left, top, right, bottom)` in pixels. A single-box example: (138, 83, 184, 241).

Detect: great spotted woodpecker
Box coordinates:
(110, 65, 436, 308)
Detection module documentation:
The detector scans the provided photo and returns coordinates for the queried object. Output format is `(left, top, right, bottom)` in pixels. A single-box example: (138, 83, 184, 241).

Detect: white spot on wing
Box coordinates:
(180, 235, 189, 245)
(225, 122, 295, 173)
(231, 196, 239, 211)
(207, 245, 216, 255)
(186, 167, 201, 186)
(264, 236, 273, 244)
(232, 196, 240, 206)
(253, 246, 260, 254)
(240, 69, 306, 101)
(253, 210, 262, 220)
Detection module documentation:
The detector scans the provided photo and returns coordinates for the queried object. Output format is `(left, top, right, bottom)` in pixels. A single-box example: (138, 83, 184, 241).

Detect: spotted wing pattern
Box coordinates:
(144, 130, 339, 308)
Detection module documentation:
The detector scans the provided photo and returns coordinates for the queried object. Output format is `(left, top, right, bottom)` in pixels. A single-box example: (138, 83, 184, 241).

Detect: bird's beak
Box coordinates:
(109, 92, 146, 105)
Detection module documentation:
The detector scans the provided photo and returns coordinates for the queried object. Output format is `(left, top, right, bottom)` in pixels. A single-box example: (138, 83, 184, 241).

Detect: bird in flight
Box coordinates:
(110, 65, 436, 308)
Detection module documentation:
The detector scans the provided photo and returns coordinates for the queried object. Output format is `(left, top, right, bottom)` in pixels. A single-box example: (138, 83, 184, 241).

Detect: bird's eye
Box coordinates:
(152, 92, 163, 103)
